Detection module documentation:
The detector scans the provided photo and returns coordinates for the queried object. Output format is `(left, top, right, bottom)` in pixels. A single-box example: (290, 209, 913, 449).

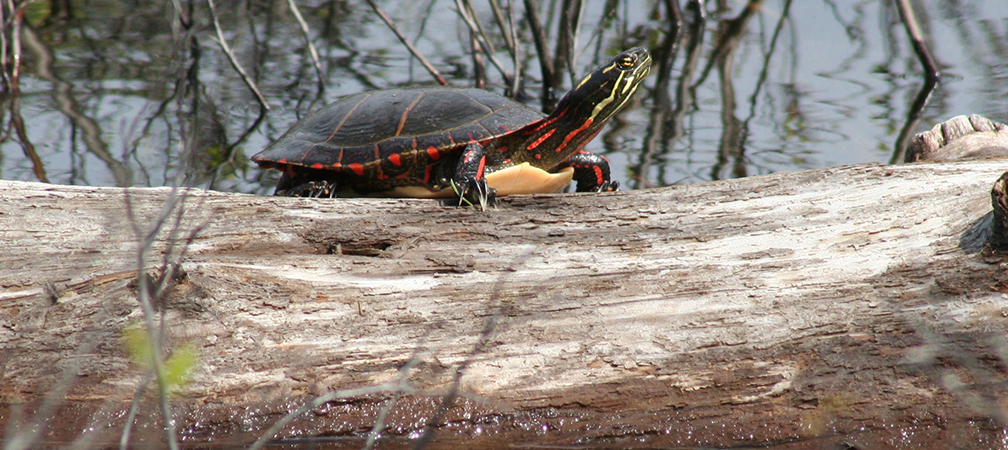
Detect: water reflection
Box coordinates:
(0, 0, 1004, 193)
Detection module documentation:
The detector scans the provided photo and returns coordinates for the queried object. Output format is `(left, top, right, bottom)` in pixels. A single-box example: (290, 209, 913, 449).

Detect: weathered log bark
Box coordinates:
(4, 125, 1008, 448)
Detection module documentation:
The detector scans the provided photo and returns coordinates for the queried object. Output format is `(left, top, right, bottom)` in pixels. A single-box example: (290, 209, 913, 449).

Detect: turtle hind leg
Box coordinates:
(565, 151, 619, 192)
(274, 166, 342, 198)
(451, 143, 498, 210)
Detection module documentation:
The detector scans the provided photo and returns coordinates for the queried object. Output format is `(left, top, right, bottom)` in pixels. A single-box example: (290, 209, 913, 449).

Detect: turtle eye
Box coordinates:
(621, 55, 636, 68)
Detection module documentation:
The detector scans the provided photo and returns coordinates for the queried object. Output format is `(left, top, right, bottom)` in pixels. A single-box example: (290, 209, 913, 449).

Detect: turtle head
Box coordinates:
(515, 48, 650, 168)
(559, 47, 652, 126)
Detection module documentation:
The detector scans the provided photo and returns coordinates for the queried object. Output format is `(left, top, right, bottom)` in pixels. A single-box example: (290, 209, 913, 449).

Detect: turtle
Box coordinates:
(251, 47, 651, 208)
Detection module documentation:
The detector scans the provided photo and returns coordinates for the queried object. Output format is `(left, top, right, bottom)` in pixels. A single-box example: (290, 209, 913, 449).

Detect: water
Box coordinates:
(0, 1, 1005, 195)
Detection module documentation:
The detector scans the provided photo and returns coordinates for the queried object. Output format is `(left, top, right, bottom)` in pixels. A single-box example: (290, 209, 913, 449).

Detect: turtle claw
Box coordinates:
(597, 180, 619, 193)
(273, 169, 340, 198)
(277, 180, 337, 198)
(305, 181, 337, 198)
(452, 178, 497, 211)
(474, 181, 498, 210)
(450, 142, 497, 210)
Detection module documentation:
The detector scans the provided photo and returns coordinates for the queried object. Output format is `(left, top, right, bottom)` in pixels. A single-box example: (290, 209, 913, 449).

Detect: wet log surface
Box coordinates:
(4, 156, 1008, 448)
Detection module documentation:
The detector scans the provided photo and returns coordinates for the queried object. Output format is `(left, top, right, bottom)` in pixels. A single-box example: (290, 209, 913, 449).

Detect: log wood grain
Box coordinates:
(3, 156, 1008, 448)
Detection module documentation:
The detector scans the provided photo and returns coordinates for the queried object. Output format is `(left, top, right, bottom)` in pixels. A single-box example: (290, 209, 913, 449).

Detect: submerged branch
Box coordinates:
(890, 0, 940, 164)
(894, 0, 940, 81)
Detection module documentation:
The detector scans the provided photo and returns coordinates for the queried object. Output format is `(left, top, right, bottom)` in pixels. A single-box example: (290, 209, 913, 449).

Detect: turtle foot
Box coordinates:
(452, 178, 498, 211)
(276, 180, 338, 198)
(596, 180, 619, 193)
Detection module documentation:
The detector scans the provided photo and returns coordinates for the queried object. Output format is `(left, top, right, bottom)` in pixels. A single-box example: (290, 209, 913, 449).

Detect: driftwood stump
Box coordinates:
(906, 114, 1008, 162)
(4, 117, 1008, 449)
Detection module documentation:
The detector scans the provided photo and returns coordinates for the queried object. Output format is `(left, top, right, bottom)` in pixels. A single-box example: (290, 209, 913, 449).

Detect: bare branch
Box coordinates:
(2, 0, 22, 90)
(128, 188, 187, 450)
(412, 252, 534, 448)
(894, 0, 940, 81)
(555, 0, 585, 85)
(206, 0, 270, 110)
(487, 0, 515, 54)
(523, 0, 558, 108)
(2, 336, 99, 450)
(362, 336, 432, 450)
(285, 0, 326, 90)
(364, 0, 448, 86)
(9, 95, 47, 183)
(120, 185, 208, 450)
(889, 0, 940, 163)
(506, 1, 521, 95)
(248, 383, 418, 450)
(168, 0, 190, 29)
(118, 373, 154, 450)
(455, 0, 514, 87)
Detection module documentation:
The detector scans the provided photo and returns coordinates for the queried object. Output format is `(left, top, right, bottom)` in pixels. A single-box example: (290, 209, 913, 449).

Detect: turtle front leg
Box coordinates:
(274, 167, 340, 198)
(451, 142, 497, 210)
(564, 150, 619, 192)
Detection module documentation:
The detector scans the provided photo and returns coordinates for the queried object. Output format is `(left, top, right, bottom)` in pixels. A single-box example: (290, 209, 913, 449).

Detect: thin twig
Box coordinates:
(2, 336, 99, 450)
(9, 94, 47, 182)
(122, 187, 208, 450)
(891, 78, 939, 164)
(890, 0, 940, 163)
(893, 0, 940, 81)
(506, 1, 521, 96)
(468, 22, 487, 88)
(285, 0, 325, 90)
(740, 0, 793, 147)
(584, 1, 618, 66)
(207, 107, 268, 190)
(364, 0, 448, 86)
(634, 0, 684, 189)
(362, 335, 432, 450)
(169, 0, 190, 29)
(653, 0, 683, 98)
(251, 328, 434, 450)
(17, 23, 131, 186)
(118, 373, 154, 450)
(412, 252, 534, 449)
(247, 383, 419, 450)
(206, 0, 270, 110)
(125, 187, 186, 450)
(0, 1, 8, 90)
(5, 0, 21, 91)
(523, 0, 558, 108)
(258, 251, 531, 450)
(555, 0, 585, 86)
(487, 0, 515, 54)
(455, 0, 514, 87)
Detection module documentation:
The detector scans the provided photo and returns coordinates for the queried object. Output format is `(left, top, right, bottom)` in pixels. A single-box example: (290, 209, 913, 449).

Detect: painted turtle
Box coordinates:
(252, 47, 651, 208)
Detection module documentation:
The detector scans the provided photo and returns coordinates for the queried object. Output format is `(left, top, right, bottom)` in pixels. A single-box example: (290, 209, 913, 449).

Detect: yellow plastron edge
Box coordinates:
(382, 163, 575, 198)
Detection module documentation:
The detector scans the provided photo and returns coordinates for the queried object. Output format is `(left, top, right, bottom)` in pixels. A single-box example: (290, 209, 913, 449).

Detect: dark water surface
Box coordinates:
(1, 0, 1005, 194)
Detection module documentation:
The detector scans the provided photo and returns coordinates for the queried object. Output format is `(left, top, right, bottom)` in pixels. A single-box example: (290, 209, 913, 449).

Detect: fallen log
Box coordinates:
(3, 119, 1008, 449)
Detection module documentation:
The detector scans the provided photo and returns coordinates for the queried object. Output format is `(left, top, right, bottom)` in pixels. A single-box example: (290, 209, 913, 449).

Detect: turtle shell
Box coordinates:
(251, 86, 560, 196)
